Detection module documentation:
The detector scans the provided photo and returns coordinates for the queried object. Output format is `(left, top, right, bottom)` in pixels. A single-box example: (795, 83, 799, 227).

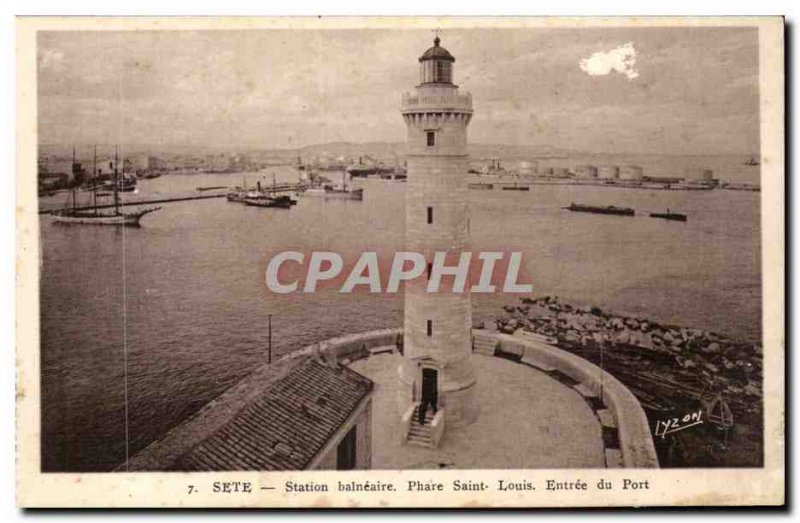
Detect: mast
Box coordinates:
(114, 145, 121, 215)
(93, 145, 98, 214)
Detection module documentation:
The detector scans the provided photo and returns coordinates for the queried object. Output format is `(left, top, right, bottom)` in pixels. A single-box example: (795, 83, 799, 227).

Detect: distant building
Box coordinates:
(147, 156, 167, 172)
(123, 356, 374, 471)
(203, 153, 233, 173)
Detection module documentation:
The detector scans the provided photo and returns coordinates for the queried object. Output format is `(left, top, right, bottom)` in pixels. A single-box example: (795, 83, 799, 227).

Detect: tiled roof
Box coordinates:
(123, 355, 373, 471)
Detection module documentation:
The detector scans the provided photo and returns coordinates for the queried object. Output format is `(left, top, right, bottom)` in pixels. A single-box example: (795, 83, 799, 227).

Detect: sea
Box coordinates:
(38, 155, 761, 471)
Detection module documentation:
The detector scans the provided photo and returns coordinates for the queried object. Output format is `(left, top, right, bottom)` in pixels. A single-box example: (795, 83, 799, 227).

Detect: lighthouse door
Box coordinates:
(421, 368, 439, 410)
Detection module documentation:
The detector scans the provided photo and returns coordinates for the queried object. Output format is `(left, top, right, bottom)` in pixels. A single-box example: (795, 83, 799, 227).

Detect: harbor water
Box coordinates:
(39, 161, 761, 471)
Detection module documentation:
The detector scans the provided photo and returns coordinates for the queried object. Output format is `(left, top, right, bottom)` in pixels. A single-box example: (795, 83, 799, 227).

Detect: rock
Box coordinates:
(640, 322, 650, 332)
(683, 358, 697, 369)
(503, 305, 515, 313)
(590, 306, 602, 316)
(520, 297, 536, 305)
(704, 363, 719, 373)
(499, 324, 516, 335)
(473, 321, 485, 330)
(702, 342, 721, 355)
(726, 385, 743, 395)
(507, 319, 519, 329)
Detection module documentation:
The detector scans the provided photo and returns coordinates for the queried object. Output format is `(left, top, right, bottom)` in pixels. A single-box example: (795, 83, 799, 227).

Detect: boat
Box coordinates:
(53, 206, 161, 226)
(649, 209, 687, 222)
(242, 195, 292, 209)
(468, 182, 494, 190)
(304, 185, 364, 200)
(52, 145, 160, 227)
(744, 157, 759, 166)
(564, 202, 635, 216)
(304, 172, 364, 200)
(103, 175, 137, 192)
(501, 183, 530, 191)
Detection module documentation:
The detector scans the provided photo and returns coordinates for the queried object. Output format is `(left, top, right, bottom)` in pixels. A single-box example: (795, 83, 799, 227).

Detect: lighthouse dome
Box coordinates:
(418, 36, 455, 62)
(418, 37, 455, 85)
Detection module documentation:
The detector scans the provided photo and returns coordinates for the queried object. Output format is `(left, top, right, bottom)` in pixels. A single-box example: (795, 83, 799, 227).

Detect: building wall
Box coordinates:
(310, 397, 372, 470)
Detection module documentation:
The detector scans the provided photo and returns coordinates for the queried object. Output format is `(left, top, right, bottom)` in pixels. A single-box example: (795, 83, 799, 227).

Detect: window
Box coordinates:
(427, 320, 433, 337)
(427, 131, 435, 147)
(427, 206, 433, 224)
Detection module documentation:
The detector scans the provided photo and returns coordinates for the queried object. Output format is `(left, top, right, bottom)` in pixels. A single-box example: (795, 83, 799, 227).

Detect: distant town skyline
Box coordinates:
(38, 27, 760, 156)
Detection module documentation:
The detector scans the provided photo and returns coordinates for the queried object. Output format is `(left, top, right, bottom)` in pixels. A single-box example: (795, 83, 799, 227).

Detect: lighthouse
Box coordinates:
(398, 37, 477, 440)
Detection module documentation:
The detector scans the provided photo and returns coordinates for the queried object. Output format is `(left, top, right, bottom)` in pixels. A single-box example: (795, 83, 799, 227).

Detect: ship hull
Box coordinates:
(649, 213, 687, 222)
(52, 207, 160, 226)
(565, 203, 635, 216)
(304, 188, 363, 200)
(242, 198, 292, 208)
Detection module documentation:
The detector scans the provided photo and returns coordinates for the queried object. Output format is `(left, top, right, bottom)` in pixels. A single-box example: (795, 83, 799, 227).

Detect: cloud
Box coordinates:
(579, 42, 639, 80)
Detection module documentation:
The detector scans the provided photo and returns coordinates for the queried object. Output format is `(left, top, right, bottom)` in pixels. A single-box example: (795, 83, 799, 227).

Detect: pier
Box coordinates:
(38, 193, 228, 215)
(38, 182, 308, 215)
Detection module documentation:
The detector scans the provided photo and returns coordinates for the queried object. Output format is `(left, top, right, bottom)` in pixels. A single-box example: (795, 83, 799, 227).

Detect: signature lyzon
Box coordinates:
(654, 409, 703, 439)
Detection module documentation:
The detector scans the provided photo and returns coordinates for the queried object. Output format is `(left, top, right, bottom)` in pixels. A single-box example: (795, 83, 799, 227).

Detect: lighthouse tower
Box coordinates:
(398, 37, 477, 435)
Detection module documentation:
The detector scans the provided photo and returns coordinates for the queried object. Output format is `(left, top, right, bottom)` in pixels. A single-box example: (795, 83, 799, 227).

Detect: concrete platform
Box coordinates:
(349, 352, 606, 469)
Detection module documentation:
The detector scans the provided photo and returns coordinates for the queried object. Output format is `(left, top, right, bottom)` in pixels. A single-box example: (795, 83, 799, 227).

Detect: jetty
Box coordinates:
(39, 182, 309, 215)
(38, 193, 227, 215)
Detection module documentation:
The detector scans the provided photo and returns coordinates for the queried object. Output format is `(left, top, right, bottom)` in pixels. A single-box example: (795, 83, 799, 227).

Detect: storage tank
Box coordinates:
(597, 165, 619, 179)
(685, 167, 716, 181)
(519, 160, 537, 176)
(574, 165, 598, 178)
(619, 165, 644, 180)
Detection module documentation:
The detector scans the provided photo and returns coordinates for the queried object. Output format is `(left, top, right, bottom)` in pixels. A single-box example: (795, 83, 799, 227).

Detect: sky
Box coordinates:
(37, 27, 760, 155)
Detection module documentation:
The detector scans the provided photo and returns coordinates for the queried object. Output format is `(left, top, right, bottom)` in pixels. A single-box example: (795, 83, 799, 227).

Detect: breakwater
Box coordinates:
(494, 296, 763, 467)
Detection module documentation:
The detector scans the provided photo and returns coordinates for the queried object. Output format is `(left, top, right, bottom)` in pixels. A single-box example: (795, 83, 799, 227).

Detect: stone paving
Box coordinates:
(349, 352, 605, 469)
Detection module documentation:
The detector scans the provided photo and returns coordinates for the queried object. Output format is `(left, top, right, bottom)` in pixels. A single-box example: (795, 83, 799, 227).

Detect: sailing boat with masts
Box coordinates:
(53, 145, 160, 226)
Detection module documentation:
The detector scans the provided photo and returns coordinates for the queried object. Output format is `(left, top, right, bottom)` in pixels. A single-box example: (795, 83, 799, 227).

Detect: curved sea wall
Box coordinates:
(473, 330, 659, 468)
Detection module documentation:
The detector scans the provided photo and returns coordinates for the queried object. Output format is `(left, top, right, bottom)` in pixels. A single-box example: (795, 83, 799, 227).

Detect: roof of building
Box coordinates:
(122, 355, 373, 471)
(419, 36, 455, 63)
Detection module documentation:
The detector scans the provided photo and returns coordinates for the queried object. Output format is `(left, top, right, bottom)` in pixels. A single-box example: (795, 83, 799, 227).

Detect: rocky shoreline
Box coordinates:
(487, 296, 763, 468)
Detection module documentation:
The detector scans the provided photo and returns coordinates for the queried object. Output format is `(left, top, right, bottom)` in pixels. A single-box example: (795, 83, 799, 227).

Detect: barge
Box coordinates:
(564, 202, 635, 216)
